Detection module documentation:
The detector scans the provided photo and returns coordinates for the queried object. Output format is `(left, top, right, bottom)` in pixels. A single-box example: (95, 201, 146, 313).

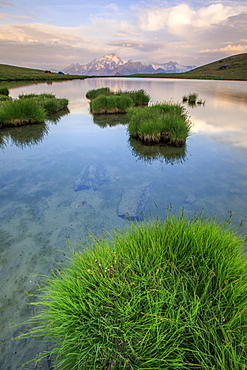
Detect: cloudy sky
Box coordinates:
(0, 0, 246, 70)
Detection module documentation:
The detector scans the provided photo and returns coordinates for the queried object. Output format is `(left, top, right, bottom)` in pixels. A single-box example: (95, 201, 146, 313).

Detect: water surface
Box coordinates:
(1, 78, 247, 369)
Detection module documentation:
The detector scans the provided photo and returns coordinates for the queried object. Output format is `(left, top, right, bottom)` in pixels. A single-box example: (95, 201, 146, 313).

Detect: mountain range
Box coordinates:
(62, 53, 196, 76)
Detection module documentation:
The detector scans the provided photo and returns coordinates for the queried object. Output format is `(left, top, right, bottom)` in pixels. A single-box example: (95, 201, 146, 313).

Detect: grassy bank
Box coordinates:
(17, 213, 247, 369)
(0, 93, 69, 127)
(128, 103, 192, 146)
(129, 53, 247, 81)
(87, 88, 150, 114)
(0, 64, 86, 82)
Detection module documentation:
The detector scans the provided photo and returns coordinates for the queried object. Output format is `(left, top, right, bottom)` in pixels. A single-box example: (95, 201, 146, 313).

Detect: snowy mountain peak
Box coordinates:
(63, 54, 196, 76)
(85, 53, 126, 73)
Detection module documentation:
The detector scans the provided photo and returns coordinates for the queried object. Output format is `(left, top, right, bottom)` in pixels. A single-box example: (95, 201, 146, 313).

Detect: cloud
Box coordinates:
(194, 12, 247, 61)
(126, 2, 246, 66)
(0, 1, 14, 6)
(104, 3, 119, 13)
(0, 1, 246, 69)
(136, 2, 246, 36)
(0, 39, 99, 68)
(0, 12, 29, 19)
(108, 39, 164, 53)
(0, 22, 91, 46)
(200, 44, 247, 54)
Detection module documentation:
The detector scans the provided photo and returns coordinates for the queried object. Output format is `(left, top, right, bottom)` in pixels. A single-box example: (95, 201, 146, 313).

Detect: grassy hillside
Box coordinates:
(0, 64, 86, 82)
(130, 53, 247, 81)
(1, 54, 246, 82)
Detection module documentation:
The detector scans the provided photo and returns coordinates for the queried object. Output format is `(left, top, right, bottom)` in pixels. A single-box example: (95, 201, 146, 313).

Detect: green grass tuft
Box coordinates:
(90, 94, 133, 114)
(87, 88, 150, 114)
(0, 93, 69, 127)
(188, 93, 197, 104)
(0, 98, 46, 127)
(117, 89, 150, 106)
(86, 87, 111, 100)
(19, 93, 56, 100)
(127, 103, 192, 146)
(0, 87, 9, 96)
(0, 95, 12, 103)
(17, 214, 247, 369)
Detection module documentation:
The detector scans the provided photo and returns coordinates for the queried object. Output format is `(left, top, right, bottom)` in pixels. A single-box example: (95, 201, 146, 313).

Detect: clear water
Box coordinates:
(1, 78, 247, 369)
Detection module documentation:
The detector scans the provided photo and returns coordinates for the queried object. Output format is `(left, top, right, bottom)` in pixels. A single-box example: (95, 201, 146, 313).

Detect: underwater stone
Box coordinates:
(184, 194, 197, 204)
(74, 164, 110, 192)
(118, 183, 150, 221)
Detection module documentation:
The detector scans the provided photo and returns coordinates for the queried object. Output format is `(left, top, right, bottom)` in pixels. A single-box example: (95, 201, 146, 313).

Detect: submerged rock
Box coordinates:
(228, 188, 241, 194)
(74, 164, 110, 192)
(118, 183, 151, 221)
(184, 194, 197, 204)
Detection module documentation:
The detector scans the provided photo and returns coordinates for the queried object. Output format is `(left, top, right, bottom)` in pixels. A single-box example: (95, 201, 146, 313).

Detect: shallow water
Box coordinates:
(0, 78, 247, 369)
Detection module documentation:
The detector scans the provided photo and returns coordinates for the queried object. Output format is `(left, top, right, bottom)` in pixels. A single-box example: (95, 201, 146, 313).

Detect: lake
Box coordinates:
(0, 77, 247, 369)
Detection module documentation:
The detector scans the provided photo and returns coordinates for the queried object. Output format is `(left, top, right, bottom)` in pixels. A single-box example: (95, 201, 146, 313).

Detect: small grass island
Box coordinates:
(87, 88, 192, 146)
(17, 213, 247, 369)
(86, 87, 150, 114)
(182, 93, 205, 106)
(0, 90, 69, 128)
(128, 103, 192, 146)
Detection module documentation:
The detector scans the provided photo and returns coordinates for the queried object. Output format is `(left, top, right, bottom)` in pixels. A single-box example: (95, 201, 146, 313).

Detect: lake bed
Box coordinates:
(0, 77, 247, 369)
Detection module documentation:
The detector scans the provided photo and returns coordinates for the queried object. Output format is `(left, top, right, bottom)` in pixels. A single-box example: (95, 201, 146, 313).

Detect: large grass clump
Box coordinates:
(0, 93, 69, 127)
(128, 103, 192, 146)
(0, 98, 46, 126)
(90, 94, 133, 114)
(86, 87, 112, 100)
(87, 87, 150, 114)
(18, 213, 247, 369)
(117, 89, 150, 106)
(18, 93, 69, 114)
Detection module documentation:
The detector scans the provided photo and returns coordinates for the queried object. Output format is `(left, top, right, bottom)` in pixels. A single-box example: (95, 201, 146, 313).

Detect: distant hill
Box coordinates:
(63, 53, 196, 76)
(184, 53, 247, 80)
(0, 64, 85, 82)
(132, 53, 247, 81)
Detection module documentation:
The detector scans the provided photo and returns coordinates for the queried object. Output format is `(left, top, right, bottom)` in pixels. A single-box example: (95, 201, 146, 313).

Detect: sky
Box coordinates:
(0, 0, 247, 70)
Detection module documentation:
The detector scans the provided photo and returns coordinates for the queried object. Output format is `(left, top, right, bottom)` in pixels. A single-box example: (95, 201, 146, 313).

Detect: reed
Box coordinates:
(17, 213, 247, 369)
(188, 93, 198, 104)
(182, 93, 205, 106)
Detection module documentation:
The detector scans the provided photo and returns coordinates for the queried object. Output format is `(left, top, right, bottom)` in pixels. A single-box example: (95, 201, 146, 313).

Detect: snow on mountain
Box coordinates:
(63, 54, 196, 76)
(86, 53, 126, 74)
(150, 61, 196, 73)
